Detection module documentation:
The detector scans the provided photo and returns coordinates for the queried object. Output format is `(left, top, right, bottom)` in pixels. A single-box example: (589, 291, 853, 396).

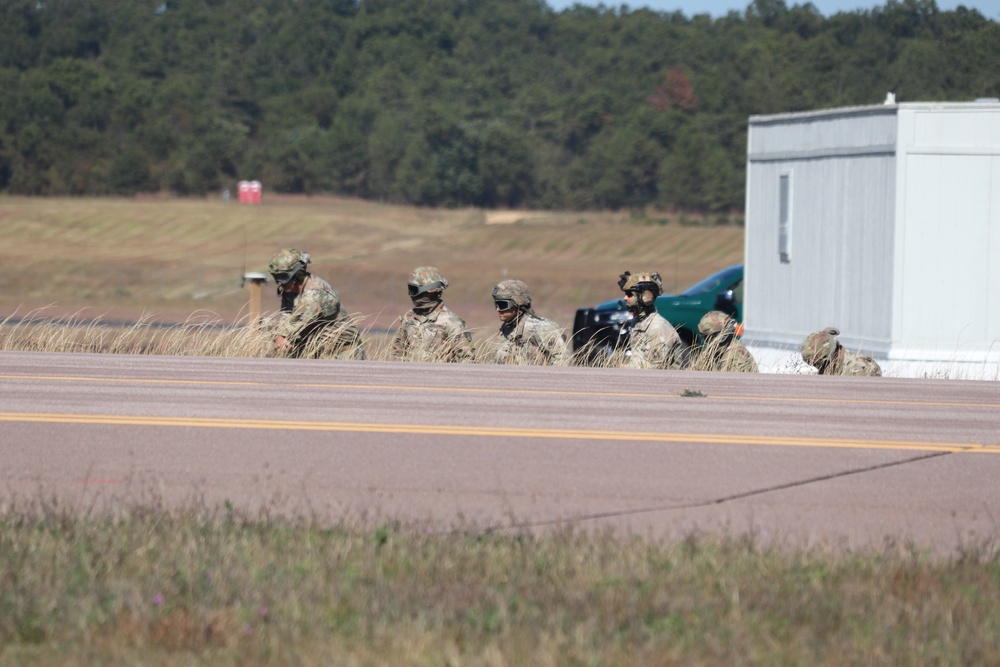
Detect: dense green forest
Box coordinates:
(0, 0, 997, 210)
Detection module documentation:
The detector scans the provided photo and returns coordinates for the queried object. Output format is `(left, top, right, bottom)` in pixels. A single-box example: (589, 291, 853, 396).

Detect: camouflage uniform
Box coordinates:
(392, 266, 472, 362)
(623, 312, 680, 369)
(269, 249, 365, 359)
(837, 352, 882, 376)
(495, 313, 569, 366)
(617, 271, 680, 369)
(688, 310, 758, 372)
(393, 303, 471, 362)
(800, 327, 881, 377)
(491, 279, 569, 366)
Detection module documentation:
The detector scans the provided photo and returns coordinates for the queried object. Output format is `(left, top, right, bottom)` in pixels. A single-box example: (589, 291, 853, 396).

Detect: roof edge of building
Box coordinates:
(749, 99, 1000, 126)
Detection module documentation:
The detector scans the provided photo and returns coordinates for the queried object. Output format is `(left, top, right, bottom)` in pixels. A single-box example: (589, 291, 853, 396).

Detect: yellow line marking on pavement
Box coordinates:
(0, 374, 260, 387)
(0, 412, 995, 454)
(3, 374, 999, 410)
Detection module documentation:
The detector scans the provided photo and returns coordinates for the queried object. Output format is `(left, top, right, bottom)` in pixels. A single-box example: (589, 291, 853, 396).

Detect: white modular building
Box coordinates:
(743, 100, 1000, 379)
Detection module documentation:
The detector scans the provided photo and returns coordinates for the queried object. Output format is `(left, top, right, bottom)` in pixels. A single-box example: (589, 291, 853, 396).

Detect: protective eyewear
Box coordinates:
(271, 271, 295, 285)
(408, 281, 443, 297)
(494, 299, 516, 312)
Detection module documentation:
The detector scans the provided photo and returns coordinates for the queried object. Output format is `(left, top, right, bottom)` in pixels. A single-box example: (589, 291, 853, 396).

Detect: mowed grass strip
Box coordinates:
(0, 196, 744, 330)
(2, 500, 999, 666)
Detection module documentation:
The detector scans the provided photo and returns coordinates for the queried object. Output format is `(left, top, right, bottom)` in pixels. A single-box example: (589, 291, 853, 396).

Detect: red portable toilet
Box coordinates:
(238, 180, 251, 203)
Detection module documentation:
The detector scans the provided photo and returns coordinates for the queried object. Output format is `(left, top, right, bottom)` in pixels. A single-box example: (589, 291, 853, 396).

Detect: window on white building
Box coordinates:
(779, 173, 791, 263)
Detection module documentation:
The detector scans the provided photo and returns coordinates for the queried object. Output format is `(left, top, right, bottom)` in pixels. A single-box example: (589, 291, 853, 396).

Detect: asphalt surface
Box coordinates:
(1, 351, 998, 555)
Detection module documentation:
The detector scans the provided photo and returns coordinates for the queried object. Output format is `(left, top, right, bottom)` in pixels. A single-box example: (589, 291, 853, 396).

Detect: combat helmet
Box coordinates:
(268, 249, 311, 285)
(408, 266, 448, 297)
(618, 271, 663, 309)
(492, 279, 532, 310)
(800, 327, 841, 367)
(618, 271, 663, 294)
(698, 310, 736, 338)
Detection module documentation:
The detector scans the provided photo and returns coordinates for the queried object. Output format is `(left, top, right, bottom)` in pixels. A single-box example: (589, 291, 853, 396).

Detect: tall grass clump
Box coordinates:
(0, 310, 586, 367)
(0, 310, 499, 365)
(3, 312, 996, 380)
(2, 497, 1000, 665)
(0, 310, 274, 357)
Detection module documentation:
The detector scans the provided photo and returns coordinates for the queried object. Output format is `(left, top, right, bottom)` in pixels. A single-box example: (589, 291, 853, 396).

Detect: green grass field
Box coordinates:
(3, 498, 999, 666)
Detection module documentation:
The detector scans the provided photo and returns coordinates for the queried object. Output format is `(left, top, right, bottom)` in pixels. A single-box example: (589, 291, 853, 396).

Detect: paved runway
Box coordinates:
(1, 351, 998, 554)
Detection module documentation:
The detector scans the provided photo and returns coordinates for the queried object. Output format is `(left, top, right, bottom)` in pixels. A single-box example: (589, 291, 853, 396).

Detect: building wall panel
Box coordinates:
(991, 157, 1000, 348)
(910, 108, 1000, 150)
(749, 108, 897, 157)
(898, 154, 994, 348)
(746, 154, 895, 349)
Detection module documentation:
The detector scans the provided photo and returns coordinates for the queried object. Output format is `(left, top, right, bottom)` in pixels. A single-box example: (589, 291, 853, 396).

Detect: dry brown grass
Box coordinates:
(0, 196, 744, 335)
(0, 310, 628, 366)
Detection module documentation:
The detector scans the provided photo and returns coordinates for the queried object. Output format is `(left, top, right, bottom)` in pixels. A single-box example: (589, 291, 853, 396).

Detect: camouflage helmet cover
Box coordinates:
(408, 266, 448, 295)
(268, 248, 311, 283)
(698, 310, 736, 337)
(618, 271, 664, 294)
(492, 279, 532, 307)
(800, 327, 841, 366)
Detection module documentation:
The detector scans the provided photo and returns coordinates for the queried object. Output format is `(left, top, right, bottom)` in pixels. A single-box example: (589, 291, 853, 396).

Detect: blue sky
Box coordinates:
(545, 0, 1000, 20)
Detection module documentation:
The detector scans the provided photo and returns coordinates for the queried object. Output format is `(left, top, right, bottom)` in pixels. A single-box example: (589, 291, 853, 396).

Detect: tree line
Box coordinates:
(0, 0, 996, 211)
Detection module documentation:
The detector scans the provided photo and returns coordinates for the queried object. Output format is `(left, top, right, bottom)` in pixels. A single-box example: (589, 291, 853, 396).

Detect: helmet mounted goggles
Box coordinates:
(408, 280, 444, 298)
(493, 298, 517, 312)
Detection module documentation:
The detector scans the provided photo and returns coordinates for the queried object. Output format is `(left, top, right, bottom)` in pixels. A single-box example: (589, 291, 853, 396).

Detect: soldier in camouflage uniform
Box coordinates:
(800, 327, 881, 376)
(491, 279, 569, 366)
(688, 310, 758, 372)
(391, 266, 472, 362)
(617, 271, 680, 369)
(267, 249, 365, 359)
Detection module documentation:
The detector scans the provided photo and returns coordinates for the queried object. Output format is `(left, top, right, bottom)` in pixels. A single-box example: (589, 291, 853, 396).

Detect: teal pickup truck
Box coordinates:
(654, 264, 744, 345)
(571, 265, 744, 361)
